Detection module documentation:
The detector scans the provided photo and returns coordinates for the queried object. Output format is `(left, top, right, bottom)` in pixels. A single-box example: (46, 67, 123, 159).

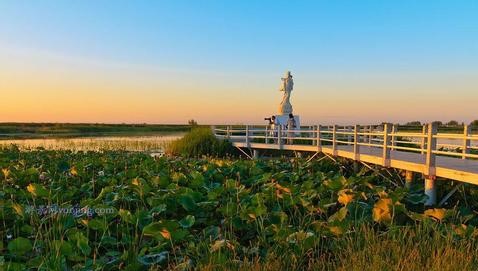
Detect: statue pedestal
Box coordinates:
(274, 114, 301, 130)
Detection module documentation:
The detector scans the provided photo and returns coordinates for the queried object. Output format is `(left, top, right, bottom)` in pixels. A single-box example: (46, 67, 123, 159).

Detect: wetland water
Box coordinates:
(406, 137, 478, 149)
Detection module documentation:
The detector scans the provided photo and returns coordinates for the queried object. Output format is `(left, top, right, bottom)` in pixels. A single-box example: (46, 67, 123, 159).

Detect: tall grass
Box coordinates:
(0, 134, 182, 152)
(165, 127, 237, 157)
(197, 223, 478, 271)
(324, 223, 478, 271)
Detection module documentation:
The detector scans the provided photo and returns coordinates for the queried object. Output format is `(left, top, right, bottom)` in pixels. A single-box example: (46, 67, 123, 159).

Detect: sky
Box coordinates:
(0, 0, 477, 125)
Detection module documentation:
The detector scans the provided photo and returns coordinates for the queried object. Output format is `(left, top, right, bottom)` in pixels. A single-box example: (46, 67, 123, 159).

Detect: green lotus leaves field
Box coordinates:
(1, 146, 478, 270)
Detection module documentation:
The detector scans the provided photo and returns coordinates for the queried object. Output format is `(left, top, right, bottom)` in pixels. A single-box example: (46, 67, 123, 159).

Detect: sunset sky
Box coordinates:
(1, 1, 477, 125)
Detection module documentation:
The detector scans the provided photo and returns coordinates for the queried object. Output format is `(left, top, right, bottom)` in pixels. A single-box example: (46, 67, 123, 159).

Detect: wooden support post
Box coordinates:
(405, 170, 414, 188)
(462, 125, 471, 159)
(353, 124, 360, 160)
(425, 122, 438, 206)
(332, 125, 337, 156)
(253, 149, 260, 159)
(277, 125, 282, 150)
(420, 124, 426, 154)
(382, 123, 391, 167)
(317, 125, 322, 152)
(425, 177, 436, 206)
(245, 125, 250, 147)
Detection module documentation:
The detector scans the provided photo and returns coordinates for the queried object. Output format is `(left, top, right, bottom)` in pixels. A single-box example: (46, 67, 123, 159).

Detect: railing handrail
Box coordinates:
(212, 123, 477, 160)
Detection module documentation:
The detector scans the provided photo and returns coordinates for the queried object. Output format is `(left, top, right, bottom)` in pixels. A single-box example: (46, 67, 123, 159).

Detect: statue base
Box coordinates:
(274, 114, 301, 130)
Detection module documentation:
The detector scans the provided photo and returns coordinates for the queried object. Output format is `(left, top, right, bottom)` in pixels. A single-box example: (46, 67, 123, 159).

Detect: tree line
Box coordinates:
(404, 120, 478, 127)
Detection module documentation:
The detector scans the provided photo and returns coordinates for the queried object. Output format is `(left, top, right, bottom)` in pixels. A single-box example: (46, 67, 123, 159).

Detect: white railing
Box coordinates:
(212, 123, 478, 164)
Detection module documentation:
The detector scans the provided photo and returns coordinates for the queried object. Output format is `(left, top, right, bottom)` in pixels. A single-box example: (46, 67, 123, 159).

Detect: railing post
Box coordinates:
(226, 125, 231, 139)
(312, 125, 317, 146)
(265, 125, 269, 144)
(277, 125, 282, 150)
(425, 122, 437, 176)
(463, 125, 471, 159)
(347, 125, 352, 144)
(420, 124, 426, 154)
(391, 124, 397, 150)
(368, 125, 373, 146)
(354, 124, 360, 160)
(425, 122, 438, 206)
(332, 125, 337, 156)
(245, 125, 250, 147)
(317, 125, 322, 152)
(382, 123, 391, 167)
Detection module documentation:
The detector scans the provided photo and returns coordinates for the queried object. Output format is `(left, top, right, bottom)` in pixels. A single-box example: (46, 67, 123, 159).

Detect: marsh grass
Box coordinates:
(197, 223, 478, 271)
(0, 134, 182, 152)
(166, 128, 238, 157)
(326, 223, 478, 271)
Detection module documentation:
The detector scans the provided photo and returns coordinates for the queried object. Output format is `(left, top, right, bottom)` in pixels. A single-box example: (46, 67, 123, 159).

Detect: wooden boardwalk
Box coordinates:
(231, 143, 478, 185)
(213, 123, 478, 205)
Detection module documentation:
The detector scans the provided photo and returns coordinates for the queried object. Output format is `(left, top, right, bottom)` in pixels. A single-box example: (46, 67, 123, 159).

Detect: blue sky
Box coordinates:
(1, 1, 477, 124)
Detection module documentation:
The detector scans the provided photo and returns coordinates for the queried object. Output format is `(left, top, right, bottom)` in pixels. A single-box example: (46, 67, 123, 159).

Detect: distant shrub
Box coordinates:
(165, 128, 237, 157)
(188, 119, 198, 126)
(405, 121, 422, 126)
(446, 120, 459, 126)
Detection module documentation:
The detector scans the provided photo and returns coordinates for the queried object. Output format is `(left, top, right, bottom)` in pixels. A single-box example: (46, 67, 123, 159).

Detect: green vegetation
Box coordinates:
(0, 123, 193, 139)
(166, 128, 238, 157)
(1, 147, 478, 270)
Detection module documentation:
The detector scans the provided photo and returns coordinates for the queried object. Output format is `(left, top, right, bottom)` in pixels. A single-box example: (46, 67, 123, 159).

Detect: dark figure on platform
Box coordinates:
(286, 114, 296, 144)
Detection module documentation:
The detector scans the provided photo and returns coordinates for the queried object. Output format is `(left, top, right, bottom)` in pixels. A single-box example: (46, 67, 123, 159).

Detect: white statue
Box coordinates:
(279, 71, 294, 114)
